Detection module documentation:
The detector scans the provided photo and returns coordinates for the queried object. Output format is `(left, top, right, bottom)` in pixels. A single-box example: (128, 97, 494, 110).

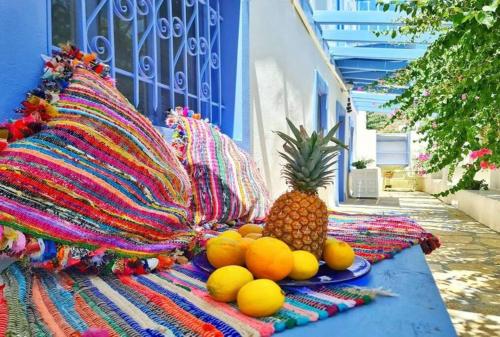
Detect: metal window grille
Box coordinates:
(50, 0, 223, 126)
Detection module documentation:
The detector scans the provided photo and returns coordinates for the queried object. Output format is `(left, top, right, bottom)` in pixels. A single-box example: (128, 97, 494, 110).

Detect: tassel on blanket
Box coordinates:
(341, 285, 399, 297)
(420, 233, 441, 254)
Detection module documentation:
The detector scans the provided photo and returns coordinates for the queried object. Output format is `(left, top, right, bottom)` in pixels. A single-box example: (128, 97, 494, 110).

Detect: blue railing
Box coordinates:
(49, 0, 223, 126)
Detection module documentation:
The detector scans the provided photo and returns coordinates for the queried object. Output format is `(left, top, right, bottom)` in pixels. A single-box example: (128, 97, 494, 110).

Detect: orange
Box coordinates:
(245, 237, 293, 281)
(239, 237, 255, 256)
(245, 233, 263, 239)
(238, 224, 263, 237)
(206, 237, 245, 268)
(323, 240, 355, 271)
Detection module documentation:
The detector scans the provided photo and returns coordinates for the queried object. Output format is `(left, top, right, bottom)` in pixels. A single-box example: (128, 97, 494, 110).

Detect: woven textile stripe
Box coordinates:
(0, 262, 374, 337)
(167, 116, 270, 225)
(0, 212, 433, 336)
(328, 211, 430, 263)
(0, 67, 193, 257)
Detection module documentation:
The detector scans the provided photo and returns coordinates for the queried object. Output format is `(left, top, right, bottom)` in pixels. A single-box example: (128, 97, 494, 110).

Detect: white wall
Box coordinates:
(418, 171, 500, 232)
(249, 0, 349, 207)
(352, 110, 377, 165)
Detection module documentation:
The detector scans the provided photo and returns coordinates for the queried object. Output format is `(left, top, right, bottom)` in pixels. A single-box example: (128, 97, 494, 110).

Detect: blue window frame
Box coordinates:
(336, 101, 347, 204)
(314, 70, 329, 132)
(49, 0, 230, 128)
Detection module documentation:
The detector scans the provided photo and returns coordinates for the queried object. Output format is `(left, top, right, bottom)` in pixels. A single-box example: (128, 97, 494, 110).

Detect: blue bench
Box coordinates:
(281, 246, 457, 337)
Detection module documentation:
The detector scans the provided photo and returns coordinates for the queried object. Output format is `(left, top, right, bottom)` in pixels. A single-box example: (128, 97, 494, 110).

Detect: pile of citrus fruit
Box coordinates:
(205, 224, 356, 317)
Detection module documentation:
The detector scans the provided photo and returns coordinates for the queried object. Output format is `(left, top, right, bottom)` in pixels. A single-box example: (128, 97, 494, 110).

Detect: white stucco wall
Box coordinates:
(249, 0, 349, 207)
(352, 110, 377, 165)
(418, 167, 500, 232)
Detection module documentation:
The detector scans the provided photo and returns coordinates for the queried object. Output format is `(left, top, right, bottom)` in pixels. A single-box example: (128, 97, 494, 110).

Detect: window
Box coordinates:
(50, 0, 224, 126)
(314, 70, 329, 131)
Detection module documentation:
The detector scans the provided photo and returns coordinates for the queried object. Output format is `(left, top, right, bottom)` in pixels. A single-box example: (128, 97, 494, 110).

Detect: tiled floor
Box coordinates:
(339, 191, 500, 337)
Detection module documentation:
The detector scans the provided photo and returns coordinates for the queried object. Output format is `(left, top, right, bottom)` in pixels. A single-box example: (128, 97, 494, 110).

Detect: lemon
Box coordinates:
(218, 230, 242, 240)
(237, 279, 285, 317)
(206, 237, 245, 268)
(323, 240, 355, 270)
(238, 224, 263, 237)
(244, 233, 263, 239)
(325, 237, 338, 246)
(288, 250, 319, 280)
(206, 266, 254, 302)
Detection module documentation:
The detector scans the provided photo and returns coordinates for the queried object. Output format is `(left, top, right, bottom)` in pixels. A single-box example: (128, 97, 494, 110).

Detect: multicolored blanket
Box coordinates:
(327, 211, 440, 262)
(0, 262, 375, 337)
(166, 116, 270, 226)
(0, 211, 437, 337)
(0, 46, 193, 273)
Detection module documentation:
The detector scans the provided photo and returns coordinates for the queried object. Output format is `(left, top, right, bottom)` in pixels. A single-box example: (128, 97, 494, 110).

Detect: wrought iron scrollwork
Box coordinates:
(61, 0, 223, 121)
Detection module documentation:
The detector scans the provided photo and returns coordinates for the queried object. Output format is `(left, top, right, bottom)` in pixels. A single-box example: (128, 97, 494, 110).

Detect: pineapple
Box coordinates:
(263, 118, 346, 258)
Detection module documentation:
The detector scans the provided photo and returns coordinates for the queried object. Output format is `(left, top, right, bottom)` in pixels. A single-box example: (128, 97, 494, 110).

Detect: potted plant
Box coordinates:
(352, 159, 374, 170)
(349, 159, 381, 198)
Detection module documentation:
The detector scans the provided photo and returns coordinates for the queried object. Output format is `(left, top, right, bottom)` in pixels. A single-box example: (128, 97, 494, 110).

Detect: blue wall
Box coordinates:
(0, 0, 49, 122)
(220, 0, 249, 150)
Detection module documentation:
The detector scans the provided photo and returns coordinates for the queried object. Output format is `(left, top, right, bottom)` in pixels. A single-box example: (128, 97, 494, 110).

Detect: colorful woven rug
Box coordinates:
(0, 262, 375, 337)
(0, 211, 438, 337)
(328, 211, 439, 262)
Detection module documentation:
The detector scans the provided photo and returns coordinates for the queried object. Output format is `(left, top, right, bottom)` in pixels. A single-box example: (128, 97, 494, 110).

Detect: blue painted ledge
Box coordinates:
(280, 246, 457, 337)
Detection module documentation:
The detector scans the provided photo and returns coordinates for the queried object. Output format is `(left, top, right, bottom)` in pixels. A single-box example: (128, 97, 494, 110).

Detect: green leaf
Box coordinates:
(476, 12, 495, 28)
(322, 122, 342, 145)
(285, 118, 303, 141)
(275, 131, 300, 147)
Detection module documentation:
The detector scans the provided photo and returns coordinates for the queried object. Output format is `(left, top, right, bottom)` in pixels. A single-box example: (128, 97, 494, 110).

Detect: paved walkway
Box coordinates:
(339, 191, 500, 337)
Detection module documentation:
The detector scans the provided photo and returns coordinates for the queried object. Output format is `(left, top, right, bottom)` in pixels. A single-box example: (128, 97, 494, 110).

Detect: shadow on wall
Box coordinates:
(251, 59, 306, 199)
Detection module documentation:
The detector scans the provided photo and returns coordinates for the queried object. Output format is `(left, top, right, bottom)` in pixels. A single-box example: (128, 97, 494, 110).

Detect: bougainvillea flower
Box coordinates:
(480, 161, 489, 169)
(418, 153, 430, 161)
(489, 163, 497, 170)
(470, 148, 493, 160)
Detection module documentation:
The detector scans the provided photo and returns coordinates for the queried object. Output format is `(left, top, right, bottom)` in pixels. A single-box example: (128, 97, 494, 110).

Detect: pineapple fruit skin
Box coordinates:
(263, 190, 328, 259)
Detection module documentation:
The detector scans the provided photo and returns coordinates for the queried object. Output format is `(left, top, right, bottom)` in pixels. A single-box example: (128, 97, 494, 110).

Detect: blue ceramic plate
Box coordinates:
(192, 252, 371, 287)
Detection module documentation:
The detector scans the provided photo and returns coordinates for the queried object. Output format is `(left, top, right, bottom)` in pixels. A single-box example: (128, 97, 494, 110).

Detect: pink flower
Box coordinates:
(480, 161, 489, 169)
(461, 94, 467, 101)
(470, 150, 480, 160)
(482, 148, 493, 156)
(470, 148, 492, 160)
(422, 89, 430, 97)
(418, 153, 430, 161)
(489, 163, 497, 170)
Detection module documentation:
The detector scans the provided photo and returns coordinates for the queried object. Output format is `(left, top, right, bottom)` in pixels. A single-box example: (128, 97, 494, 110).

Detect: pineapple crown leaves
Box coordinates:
(275, 118, 348, 193)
